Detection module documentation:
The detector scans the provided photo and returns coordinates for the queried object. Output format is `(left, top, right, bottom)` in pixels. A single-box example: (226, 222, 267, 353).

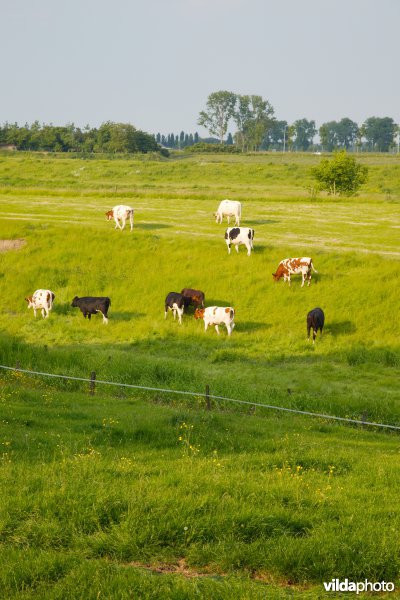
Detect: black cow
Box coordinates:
(307, 307, 325, 343)
(164, 292, 186, 325)
(71, 296, 111, 324)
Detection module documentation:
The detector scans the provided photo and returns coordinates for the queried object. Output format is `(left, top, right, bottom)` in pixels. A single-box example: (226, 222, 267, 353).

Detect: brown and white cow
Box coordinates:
(194, 306, 235, 336)
(105, 205, 134, 231)
(272, 257, 317, 287)
(25, 289, 55, 318)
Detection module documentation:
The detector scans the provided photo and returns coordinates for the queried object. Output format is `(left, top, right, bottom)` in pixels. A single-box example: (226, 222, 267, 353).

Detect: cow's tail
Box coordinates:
(230, 308, 235, 320)
(311, 259, 318, 273)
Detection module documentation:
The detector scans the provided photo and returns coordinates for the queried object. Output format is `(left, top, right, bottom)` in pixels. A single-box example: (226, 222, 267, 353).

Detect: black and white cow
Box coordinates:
(307, 307, 325, 343)
(71, 296, 111, 324)
(164, 292, 187, 325)
(225, 227, 254, 256)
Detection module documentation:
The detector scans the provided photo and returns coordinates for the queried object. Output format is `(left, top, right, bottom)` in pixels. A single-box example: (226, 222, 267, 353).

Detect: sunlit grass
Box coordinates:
(0, 151, 399, 598)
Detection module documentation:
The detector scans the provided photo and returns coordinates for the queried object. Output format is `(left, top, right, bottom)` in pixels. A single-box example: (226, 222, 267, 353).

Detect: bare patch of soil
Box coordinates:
(0, 239, 26, 252)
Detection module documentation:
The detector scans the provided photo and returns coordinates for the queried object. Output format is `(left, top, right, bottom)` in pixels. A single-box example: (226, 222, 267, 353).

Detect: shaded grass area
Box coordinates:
(1, 380, 400, 598)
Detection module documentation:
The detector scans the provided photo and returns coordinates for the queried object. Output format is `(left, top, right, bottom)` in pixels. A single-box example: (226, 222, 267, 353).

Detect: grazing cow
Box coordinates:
(71, 296, 111, 324)
(215, 200, 242, 226)
(181, 288, 205, 309)
(225, 227, 254, 256)
(25, 289, 55, 318)
(194, 306, 235, 336)
(307, 308, 325, 344)
(272, 257, 318, 287)
(165, 292, 186, 325)
(105, 205, 134, 231)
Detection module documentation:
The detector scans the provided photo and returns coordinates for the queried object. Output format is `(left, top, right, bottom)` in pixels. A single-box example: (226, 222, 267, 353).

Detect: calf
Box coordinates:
(215, 199, 242, 226)
(272, 257, 317, 287)
(194, 306, 235, 336)
(71, 296, 111, 324)
(25, 289, 55, 318)
(307, 307, 325, 344)
(181, 288, 205, 309)
(105, 205, 134, 231)
(225, 227, 254, 256)
(165, 292, 186, 325)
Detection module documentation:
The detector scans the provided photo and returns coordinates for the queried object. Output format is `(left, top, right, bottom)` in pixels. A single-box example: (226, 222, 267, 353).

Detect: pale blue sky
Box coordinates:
(1, 0, 398, 136)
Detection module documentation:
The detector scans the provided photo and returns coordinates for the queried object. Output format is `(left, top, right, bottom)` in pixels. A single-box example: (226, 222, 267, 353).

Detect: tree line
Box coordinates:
(196, 91, 399, 152)
(0, 121, 162, 154)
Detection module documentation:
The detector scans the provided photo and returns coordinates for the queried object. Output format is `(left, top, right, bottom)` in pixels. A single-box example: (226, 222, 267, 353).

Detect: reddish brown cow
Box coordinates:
(181, 288, 205, 308)
(272, 257, 317, 287)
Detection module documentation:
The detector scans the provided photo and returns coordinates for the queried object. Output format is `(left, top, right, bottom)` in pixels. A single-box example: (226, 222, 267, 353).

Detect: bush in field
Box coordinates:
(185, 142, 240, 153)
(311, 150, 368, 196)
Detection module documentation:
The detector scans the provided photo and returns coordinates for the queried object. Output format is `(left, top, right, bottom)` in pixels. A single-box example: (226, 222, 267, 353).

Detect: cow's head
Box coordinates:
(25, 296, 33, 308)
(194, 308, 205, 320)
(105, 210, 114, 221)
(71, 296, 79, 307)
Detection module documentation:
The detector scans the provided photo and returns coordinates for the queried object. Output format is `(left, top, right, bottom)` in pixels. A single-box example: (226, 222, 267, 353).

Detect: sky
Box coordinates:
(1, 0, 399, 137)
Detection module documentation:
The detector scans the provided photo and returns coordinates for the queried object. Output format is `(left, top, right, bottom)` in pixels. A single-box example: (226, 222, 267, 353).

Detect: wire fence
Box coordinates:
(1, 363, 399, 432)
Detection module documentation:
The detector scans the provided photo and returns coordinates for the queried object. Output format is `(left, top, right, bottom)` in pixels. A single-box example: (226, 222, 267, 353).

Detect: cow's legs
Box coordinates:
(235, 245, 239, 253)
(129, 212, 134, 231)
(214, 324, 220, 335)
(97, 310, 108, 324)
(226, 324, 231, 336)
(33, 308, 37, 318)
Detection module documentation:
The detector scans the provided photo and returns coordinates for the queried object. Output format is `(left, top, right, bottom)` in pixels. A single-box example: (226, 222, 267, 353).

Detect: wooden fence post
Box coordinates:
(205, 384, 211, 411)
(90, 371, 96, 396)
(15, 360, 20, 370)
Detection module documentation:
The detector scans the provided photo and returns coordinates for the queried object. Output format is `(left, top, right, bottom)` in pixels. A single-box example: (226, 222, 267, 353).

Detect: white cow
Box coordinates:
(194, 306, 235, 336)
(225, 227, 254, 256)
(215, 200, 242, 226)
(25, 289, 55, 318)
(106, 205, 134, 231)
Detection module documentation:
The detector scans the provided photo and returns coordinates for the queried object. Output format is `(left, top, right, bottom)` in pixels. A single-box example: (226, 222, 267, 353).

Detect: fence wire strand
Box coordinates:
(1, 363, 399, 432)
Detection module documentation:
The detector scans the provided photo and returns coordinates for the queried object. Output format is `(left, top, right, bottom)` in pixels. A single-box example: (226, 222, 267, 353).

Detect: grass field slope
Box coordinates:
(0, 151, 399, 598)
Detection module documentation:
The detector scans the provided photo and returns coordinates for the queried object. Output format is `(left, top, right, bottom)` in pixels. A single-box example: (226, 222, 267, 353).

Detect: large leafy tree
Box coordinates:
(198, 90, 236, 144)
(232, 94, 275, 151)
(292, 119, 316, 151)
(362, 117, 396, 151)
(320, 118, 359, 151)
(311, 150, 368, 196)
(262, 120, 288, 150)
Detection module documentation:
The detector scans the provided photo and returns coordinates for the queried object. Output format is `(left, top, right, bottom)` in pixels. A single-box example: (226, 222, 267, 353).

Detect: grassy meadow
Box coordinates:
(0, 151, 400, 598)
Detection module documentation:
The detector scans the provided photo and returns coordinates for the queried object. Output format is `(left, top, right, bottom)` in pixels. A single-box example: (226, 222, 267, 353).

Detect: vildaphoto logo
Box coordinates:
(323, 579, 395, 594)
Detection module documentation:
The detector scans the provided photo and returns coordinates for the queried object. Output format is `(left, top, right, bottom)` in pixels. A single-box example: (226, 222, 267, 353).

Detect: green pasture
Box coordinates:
(0, 152, 399, 597)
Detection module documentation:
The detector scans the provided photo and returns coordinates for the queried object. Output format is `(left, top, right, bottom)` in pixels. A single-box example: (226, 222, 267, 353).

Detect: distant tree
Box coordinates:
(226, 132, 233, 145)
(156, 133, 161, 144)
(311, 150, 368, 196)
(232, 94, 274, 151)
(319, 121, 338, 152)
(179, 131, 185, 148)
(194, 132, 199, 144)
(336, 118, 359, 149)
(320, 118, 359, 151)
(292, 119, 316, 151)
(262, 120, 288, 150)
(198, 90, 236, 144)
(362, 117, 396, 151)
(189, 133, 194, 146)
